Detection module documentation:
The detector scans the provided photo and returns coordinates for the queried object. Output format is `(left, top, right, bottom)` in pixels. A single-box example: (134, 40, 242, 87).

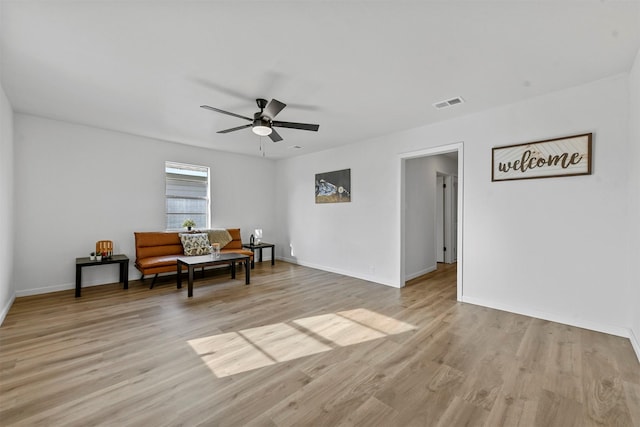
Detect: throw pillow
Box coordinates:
(207, 229, 233, 248)
(180, 233, 211, 256)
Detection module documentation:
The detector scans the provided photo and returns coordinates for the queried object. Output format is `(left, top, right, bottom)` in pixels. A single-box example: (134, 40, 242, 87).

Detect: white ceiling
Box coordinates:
(1, 1, 639, 159)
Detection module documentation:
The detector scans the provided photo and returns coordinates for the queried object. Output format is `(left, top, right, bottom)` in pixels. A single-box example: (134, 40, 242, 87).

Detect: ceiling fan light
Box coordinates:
(252, 125, 272, 136)
(252, 118, 272, 136)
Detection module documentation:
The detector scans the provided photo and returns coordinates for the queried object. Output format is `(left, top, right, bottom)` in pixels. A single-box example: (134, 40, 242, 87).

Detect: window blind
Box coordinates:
(165, 161, 210, 230)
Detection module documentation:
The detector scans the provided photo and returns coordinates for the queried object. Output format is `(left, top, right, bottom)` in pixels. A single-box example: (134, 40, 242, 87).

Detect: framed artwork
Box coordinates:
(492, 133, 592, 182)
(315, 169, 351, 203)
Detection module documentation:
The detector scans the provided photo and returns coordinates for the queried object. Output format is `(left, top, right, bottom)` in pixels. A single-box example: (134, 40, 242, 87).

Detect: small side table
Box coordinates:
(75, 254, 129, 297)
(242, 242, 275, 268)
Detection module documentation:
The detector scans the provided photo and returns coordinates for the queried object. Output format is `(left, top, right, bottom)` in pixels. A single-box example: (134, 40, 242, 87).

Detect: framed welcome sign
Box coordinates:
(492, 133, 592, 182)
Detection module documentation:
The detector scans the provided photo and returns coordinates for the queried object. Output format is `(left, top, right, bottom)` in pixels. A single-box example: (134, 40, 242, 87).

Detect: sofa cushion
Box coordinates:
(222, 248, 254, 258)
(136, 254, 182, 269)
(134, 232, 183, 260)
(208, 229, 233, 248)
(179, 233, 211, 256)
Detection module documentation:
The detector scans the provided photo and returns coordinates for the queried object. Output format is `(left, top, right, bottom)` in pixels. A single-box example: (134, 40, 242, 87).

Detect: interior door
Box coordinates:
(436, 175, 444, 263)
(452, 176, 458, 262)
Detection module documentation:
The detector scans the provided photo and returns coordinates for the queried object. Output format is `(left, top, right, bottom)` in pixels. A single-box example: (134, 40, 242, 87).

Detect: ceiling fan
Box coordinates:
(200, 98, 320, 142)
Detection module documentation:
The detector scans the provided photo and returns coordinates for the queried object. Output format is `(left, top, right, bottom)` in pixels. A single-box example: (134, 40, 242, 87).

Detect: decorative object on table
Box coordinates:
(250, 234, 255, 246)
(179, 233, 212, 256)
(212, 243, 221, 259)
(96, 240, 113, 259)
(254, 229, 263, 244)
(492, 133, 592, 182)
(182, 218, 196, 231)
(315, 169, 351, 203)
(90, 252, 96, 260)
(96, 253, 103, 261)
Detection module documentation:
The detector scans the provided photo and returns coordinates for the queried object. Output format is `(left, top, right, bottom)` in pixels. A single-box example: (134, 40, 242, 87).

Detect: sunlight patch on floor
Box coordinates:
(188, 308, 416, 377)
(293, 313, 386, 346)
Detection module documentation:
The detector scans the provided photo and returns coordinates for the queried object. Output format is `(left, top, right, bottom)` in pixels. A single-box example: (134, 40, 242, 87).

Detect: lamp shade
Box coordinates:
(252, 119, 272, 136)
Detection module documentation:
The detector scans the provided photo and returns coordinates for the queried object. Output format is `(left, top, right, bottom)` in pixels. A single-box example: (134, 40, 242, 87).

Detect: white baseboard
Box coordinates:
(14, 267, 171, 297)
(461, 295, 632, 339)
(630, 327, 640, 364)
(0, 292, 16, 326)
(405, 265, 437, 281)
(462, 296, 639, 364)
(16, 281, 76, 297)
(278, 256, 400, 288)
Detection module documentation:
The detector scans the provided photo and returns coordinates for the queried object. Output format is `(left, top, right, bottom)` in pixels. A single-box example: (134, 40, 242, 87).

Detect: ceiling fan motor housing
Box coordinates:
(254, 111, 269, 122)
(254, 112, 272, 126)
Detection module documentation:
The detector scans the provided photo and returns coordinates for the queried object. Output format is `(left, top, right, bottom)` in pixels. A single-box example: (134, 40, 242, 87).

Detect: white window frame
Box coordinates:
(165, 161, 211, 230)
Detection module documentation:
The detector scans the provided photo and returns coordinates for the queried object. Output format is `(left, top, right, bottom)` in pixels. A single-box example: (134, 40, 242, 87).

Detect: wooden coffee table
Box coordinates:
(176, 253, 250, 297)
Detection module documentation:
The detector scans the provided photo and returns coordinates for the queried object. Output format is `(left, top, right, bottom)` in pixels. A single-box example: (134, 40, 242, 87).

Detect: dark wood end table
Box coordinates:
(176, 253, 250, 297)
(242, 242, 275, 268)
(75, 254, 129, 297)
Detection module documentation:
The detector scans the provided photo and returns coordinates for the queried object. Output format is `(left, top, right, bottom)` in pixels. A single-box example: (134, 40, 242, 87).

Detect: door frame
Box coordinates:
(399, 142, 463, 301)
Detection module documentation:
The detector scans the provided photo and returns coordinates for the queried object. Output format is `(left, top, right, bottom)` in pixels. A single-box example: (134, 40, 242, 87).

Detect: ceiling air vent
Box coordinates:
(433, 96, 465, 110)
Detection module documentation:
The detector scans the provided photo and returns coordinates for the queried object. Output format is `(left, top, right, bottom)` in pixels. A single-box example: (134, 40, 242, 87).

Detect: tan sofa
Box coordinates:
(134, 228, 253, 286)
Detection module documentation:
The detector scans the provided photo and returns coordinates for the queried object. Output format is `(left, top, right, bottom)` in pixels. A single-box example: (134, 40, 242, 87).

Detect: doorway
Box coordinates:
(399, 143, 463, 301)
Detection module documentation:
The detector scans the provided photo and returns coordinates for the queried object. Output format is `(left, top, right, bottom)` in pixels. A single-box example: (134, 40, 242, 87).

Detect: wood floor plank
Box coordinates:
(336, 395, 399, 426)
(623, 380, 640, 427)
(1, 261, 638, 426)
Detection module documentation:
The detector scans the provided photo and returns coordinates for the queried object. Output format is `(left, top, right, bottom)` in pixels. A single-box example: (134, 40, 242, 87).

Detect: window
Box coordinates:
(165, 161, 210, 230)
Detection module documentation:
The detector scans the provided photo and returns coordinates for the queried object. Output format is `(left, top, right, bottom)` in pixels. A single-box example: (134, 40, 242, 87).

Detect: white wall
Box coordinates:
(276, 73, 633, 337)
(404, 154, 457, 279)
(0, 81, 15, 322)
(13, 114, 277, 295)
(629, 49, 640, 359)
(276, 145, 400, 286)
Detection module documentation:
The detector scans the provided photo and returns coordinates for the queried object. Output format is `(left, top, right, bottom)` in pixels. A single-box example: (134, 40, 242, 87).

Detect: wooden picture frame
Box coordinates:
(492, 133, 592, 182)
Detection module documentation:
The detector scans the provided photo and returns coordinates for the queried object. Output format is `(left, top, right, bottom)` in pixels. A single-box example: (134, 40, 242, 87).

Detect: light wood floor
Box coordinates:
(1, 262, 639, 426)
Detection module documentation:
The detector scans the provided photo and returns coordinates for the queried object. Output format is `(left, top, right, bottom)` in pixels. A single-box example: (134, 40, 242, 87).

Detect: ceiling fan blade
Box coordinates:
(201, 105, 252, 121)
(264, 99, 286, 119)
(272, 121, 320, 132)
(217, 124, 252, 134)
(268, 128, 283, 142)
